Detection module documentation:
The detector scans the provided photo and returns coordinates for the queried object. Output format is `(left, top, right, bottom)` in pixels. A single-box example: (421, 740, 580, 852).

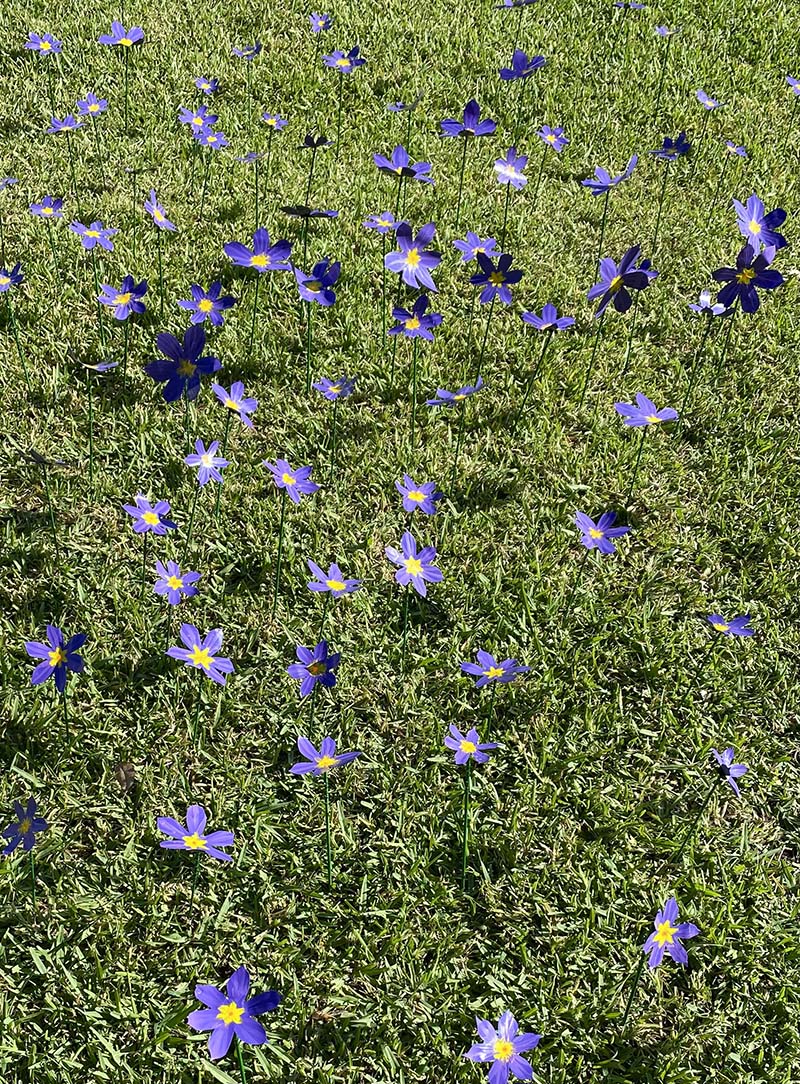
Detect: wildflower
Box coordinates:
(0, 178, 18, 191)
(212, 381, 257, 427)
(179, 105, 218, 131)
(281, 204, 338, 221)
(465, 1011, 541, 1083)
(2, 799, 48, 855)
(574, 511, 630, 555)
(188, 966, 280, 1059)
(385, 222, 441, 290)
(98, 275, 147, 320)
(178, 282, 235, 326)
(537, 124, 569, 151)
(656, 26, 679, 36)
(787, 76, 800, 96)
(77, 92, 108, 117)
(157, 804, 232, 860)
(195, 76, 219, 94)
(122, 494, 177, 535)
(232, 43, 262, 60)
(712, 243, 783, 313)
(363, 211, 398, 234)
(440, 99, 496, 137)
(167, 624, 234, 685)
(290, 736, 361, 774)
(295, 258, 340, 306)
(224, 227, 292, 272)
(70, 220, 117, 251)
(460, 650, 530, 688)
(385, 531, 442, 596)
(696, 89, 723, 110)
(154, 560, 200, 605)
(389, 294, 442, 340)
(263, 459, 319, 504)
(0, 264, 24, 292)
(470, 253, 523, 304)
(184, 439, 230, 486)
(144, 189, 176, 231)
(643, 898, 699, 968)
(453, 232, 499, 262)
(25, 32, 62, 55)
(144, 325, 221, 402)
(386, 98, 422, 113)
(712, 747, 748, 796)
(426, 377, 484, 406)
(499, 50, 546, 81)
(373, 145, 433, 183)
(323, 46, 365, 73)
(706, 613, 753, 637)
(195, 128, 229, 150)
(307, 560, 361, 595)
(650, 132, 691, 161)
(688, 290, 728, 316)
(444, 725, 498, 764)
(310, 13, 332, 32)
(312, 376, 355, 400)
(732, 193, 787, 252)
(588, 244, 656, 316)
(724, 140, 747, 157)
(24, 626, 86, 693)
(614, 393, 677, 426)
(494, 147, 528, 189)
(47, 115, 83, 134)
(287, 641, 341, 696)
(30, 196, 63, 220)
(262, 112, 288, 130)
(522, 303, 574, 331)
(395, 475, 443, 515)
(581, 155, 637, 196)
(97, 22, 143, 48)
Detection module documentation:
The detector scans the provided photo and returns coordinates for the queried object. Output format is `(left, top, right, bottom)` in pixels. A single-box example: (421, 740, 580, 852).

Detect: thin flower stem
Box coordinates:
(532, 143, 547, 207)
(305, 301, 313, 393)
(302, 146, 318, 271)
(264, 129, 274, 202)
(653, 34, 672, 115)
(307, 683, 318, 736)
(91, 119, 105, 183)
(124, 50, 130, 134)
(335, 72, 344, 158)
(30, 850, 36, 908)
(393, 173, 404, 219)
(40, 463, 59, 552)
(330, 398, 339, 480)
(499, 183, 512, 250)
(410, 338, 419, 452)
(474, 295, 496, 384)
(690, 111, 709, 181)
(624, 429, 647, 506)
(62, 686, 69, 729)
(706, 154, 730, 227)
(198, 151, 211, 222)
(381, 234, 387, 342)
(513, 329, 552, 432)
(192, 679, 203, 743)
(254, 156, 259, 232)
(86, 370, 95, 493)
(511, 4, 524, 57)
(184, 385, 191, 453)
(236, 1037, 248, 1084)
(678, 317, 714, 425)
(46, 224, 59, 279)
(485, 681, 497, 740)
(713, 306, 736, 378)
(132, 170, 138, 266)
(592, 189, 610, 285)
(513, 78, 527, 136)
(7, 297, 32, 393)
(389, 273, 403, 386)
(122, 318, 129, 390)
(460, 758, 472, 891)
(190, 851, 201, 910)
(578, 310, 605, 408)
(674, 778, 717, 861)
(451, 399, 467, 494)
(66, 132, 78, 195)
(272, 489, 287, 617)
(139, 532, 149, 603)
(319, 593, 331, 640)
(454, 136, 469, 232)
(91, 249, 106, 350)
(248, 273, 261, 363)
(564, 548, 589, 614)
(184, 484, 200, 562)
(619, 295, 640, 383)
(651, 162, 669, 254)
(157, 227, 164, 322)
(324, 772, 333, 889)
(695, 635, 718, 683)
(400, 585, 411, 671)
(214, 410, 232, 525)
(465, 285, 478, 371)
(620, 952, 646, 1029)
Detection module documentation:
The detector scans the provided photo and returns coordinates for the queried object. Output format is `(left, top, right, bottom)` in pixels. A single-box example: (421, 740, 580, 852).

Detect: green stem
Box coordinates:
(92, 118, 105, 182)
(624, 430, 646, 506)
(620, 952, 646, 1029)
(651, 163, 669, 254)
(272, 489, 287, 617)
(132, 170, 138, 266)
(330, 398, 338, 480)
(46, 224, 59, 279)
(190, 851, 201, 910)
(184, 484, 200, 561)
(619, 295, 640, 383)
(532, 143, 547, 207)
(578, 310, 605, 408)
(62, 685, 69, 729)
(564, 548, 589, 614)
(410, 338, 419, 452)
(591, 189, 610, 287)
(706, 154, 730, 227)
(248, 274, 261, 362)
(389, 273, 403, 386)
(264, 128, 274, 202)
(653, 33, 671, 115)
(198, 152, 211, 222)
(122, 318, 129, 390)
(499, 183, 512, 250)
(236, 1037, 248, 1084)
(335, 72, 344, 158)
(324, 772, 332, 888)
(192, 679, 203, 743)
(30, 850, 36, 909)
(66, 132, 78, 195)
(451, 400, 467, 493)
(485, 681, 497, 740)
(318, 592, 331, 640)
(86, 370, 94, 493)
(139, 532, 149, 602)
(460, 759, 471, 891)
(254, 156, 259, 232)
(400, 586, 411, 671)
(91, 248, 106, 350)
(214, 410, 232, 525)
(7, 297, 32, 393)
(674, 778, 717, 861)
(678, 317, 714, 426)
(157, 227, 164, 322)
(513, 329, 553, 432)
(454, 136, 469, 232)
(305, 301, 313, 393)
(124, 49, 129, 134)
(381, 233, 387, 342)
(474, 295, 495, 384)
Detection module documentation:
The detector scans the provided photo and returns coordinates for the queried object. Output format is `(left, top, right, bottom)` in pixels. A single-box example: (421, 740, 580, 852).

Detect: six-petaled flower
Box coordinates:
(522, 303, 575, 331)
(582, 156, 638, 196)
(395, 475, 443, 515)
(144, 325, 221, 402)
(733, 193, 787, 252)
(307, 560, 361, 596)
(706, 613, 753, 637)
(323, 46, 365, 73)
(24, 625, 86, 693)
(712, 244, 783, 314)
(144, 189, 177, 231)
(179, 282, 236, 325)
(537, 125, 569, 151)
(385, 222, 441, 290)
(588, 244, 656, 316)
(212, 381, 257, 427)
(465, 1010, 541, 1084)
(426, 377, 484, 406)
(98, 275, 147, 320)
(154, 559, 200, 605)
(287, 641, 341, 697)
(460, 650, 530, 688)
(188, 966, 280, 1060)
(614, 393, 677, 427)
(444, 725, 498, 764)
(643, 898, 699, 968)
(441, 99, 496, 137)
(224, 227, 292, 273)
(373, 145, 433, 183)
(389, 294, 442, 340)
(712, 747, 748, 796)
(2, 798, 48, 855)
(385, 531, 442, 597)
(499, 50, 546, 81)
(470, 253, 523, 304)
(575, 511, 630, 555)
(264, 459, 319, 504)
(184, 439, 230, 486)
(158, 804, 233, 860)
(167, 624, 234, 685)
(295, 258, 340, 306)
(123, 494, 177, 534)
(290, 736, 361, 774)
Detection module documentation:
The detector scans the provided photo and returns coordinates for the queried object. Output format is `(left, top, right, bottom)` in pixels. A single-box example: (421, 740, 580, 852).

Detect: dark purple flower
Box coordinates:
(144, 325, 221, 402)
(287, 641, 341, 697)
(389, 294, 442, 340)
(499, 50, 546, 81)
(581, 155, 637, 196)
(232, 43, 262, 60)
(587, 244, 656, 316)
(295, 258, 340, 306)
(24, 625, 86, 694)
(2, 798, 48, 855)
(470, 252, 523, 304)
(441, 98, 496, 137)
(712, 244, 783, 314)
(651, 132, 691, 161)
(373, 145, 433, 183)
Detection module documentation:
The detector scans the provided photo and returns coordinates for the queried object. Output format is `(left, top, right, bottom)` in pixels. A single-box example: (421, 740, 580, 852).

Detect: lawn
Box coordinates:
(1, 0, 799, 1081)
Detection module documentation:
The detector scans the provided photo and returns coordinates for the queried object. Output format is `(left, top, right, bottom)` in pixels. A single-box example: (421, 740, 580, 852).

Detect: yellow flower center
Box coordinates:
(329, 385, 341, 395)
(200, 454, 213, 467)
(0, 275, 10, 286)
(645, 415, 662, 424)
(251, 253, 268, 268)
(460, 740, 477, 754)
(546, 133, 556, 143)
(281, 472, 296, 485)
(405, 248, 421, 267)
(316, 755, 338, 769)
(19, 818, 32, 834)
(305, 279, 322, 292)
(177, 360, 197, 377)
(216, 1001, 244, 1025)
(89, 103, 100, 112)
(191, 117, 204, 127)
(167, 575, 183, 589)
(378, 218, 390, 227)
(154, 209, 164, 222)
(483, 666, 504, 678)
(85, 229, 100, 238)
(326, 579, 345, 591)
(119, 37, 133, 46)
(653, 920, 678, 946)
(41, 41, 52, 50)
(225, 398, 239, 410)
(48, 646, 67, 666)
(42, 207, 54, 215)
(405, 316, 421, 330)
(407, 490, 426, 502)
(208, 135, 218, 143)
(335, 57, 349, 67)
(488, 271, 505, 285)
(181, 833, 207, 850)
(142, 511, 160, 526)
(265, 117, 276, 126)
(197, 298, 214, 312)
(749, 219, 761, 234)
(712, 622, 729, 632)
(405, 557, 423, 576)
(493, 1039, 514, 1062)
(609, 274, 623, 292)
(189, 645, 213, 670)
(589, 528, 604, 539)
(736, 267, 755, 284)
(453, 393, 466, 401)
(115, 292, 132, 305)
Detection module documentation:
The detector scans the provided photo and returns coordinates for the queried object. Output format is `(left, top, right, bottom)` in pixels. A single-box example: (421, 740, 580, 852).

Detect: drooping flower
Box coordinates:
(287, 641, 341, 696)
(47, 115, 83, 134)
(98, 22, 144, 46)
(144, 325, 221, 402)
(444, 725, 498, 764)
(385, 531, 442, 596)
(385, 222, 441, 290)
(499, 50, 546, 81)
(712, 747, 748, 796)
(373, 145, 433, 183)
(494, 147, 528, 189)
(453, 232, 499, 262)
(643, 898, 699, 968)
(263, 459, 319, 504)
(650, 132, 691, 161)
(0, 263, 24, 292)
(295, 258, 340, 306)
(440, 99, 496, 137)
(688, 290, 728, 316)
(395, 475, 443, 515)
(537, 124, 569, 152)
(696, 89, 723, 110)
(25, 32, 62, 55)
(290, 736, 361, 774)
(24, 626, 86, 693)
(154, 559, 200, 605)
(2, 798, 48, 855)
(157, 804, 233, 860)
(464, 1011, 541, 1084)
(706, 613, 753, 637)
(460, 650, 530, 688)
(522, 303, 575, 331)
(212, 381, 257, 428)
(389, 294, 442, 340)
(312, 376, 355, 401)
(787, 76, 800, 97)
(581, 155, 637, 196)
(232, 43, 262, 60)
(188, 966, 280, 1059)
(426, 377, 484, 406)
(587, 244, 656, 316)
(179, 282, 235, 325)
(77, 92, 108, 117)
(574, 511, 630, 555)
(97, 275, 147, 320)
(30, 195, 63, 220)
(184, 439, 230, 486)
(144, 189, 176, 231)
(724, 140, 747, 158)
(656, 25, 680, 37)
(224, 227, 292, 272)
(614, 393, 677, 427)
(167, 625, 234, 685)
(122, 494, 177, 535)
(712, 244, 783, 313)
(307, 561, 361, 596)
(323, 46, 365, 73)
(470, 252, 523, 304)
(732, 193, 787, 251)
(69, 220, 117, 251)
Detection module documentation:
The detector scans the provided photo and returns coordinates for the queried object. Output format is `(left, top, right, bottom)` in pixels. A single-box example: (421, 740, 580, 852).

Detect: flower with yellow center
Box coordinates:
(405, 556, 423, 576)
(250, 253, 268, 268)
(712, 622, 729, 632)
(483, 665, 505, 678)
(189, 645, 213, 670)
(177, 359, 197, 377)
(609, 274, 623, 292)
(216, 1001, 245, 1025)
(459, 740, 477, 754)
(18, 818, 32, 834)
(736, 266, 755, 284)
(281, 472, 296, 486)
(142, 510, 160, 526)
(85, 229, 100, 238)
(493, 1039, 514, 1062)
(115, 292, 132, 305)
(405, 248, 421, 268)
(198, 298, 214, 313)
(488, 271, 505, 286)
(315, 755, 338, 770)
(653, 919, 678, 946)
(326, 579, 345, 591)
(167, 575, 183, 590)
(48, 646, 67, 667)
(404, 316, 421, 330)
(589, 527, 604, 539)
(181, 833, 207, 850)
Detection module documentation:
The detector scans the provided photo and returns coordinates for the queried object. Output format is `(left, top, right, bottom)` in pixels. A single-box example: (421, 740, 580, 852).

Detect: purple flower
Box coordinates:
(195, 128, 229, 150)
(389, 294, 442, 340)
(30, 196, 63, 220)
(0, 264, 24, 292)
(656, 25, 679, 36)
(307, 561, 361, 596)
(574, 511, 629, 555)
(295, 258, 340, 306)
(522, 303, 574, 331)
(651, 132, 691, 161)
(537, 124, 569, 152)
(24, 625, 86, 693)
(290, 736, 361, 774)
(312, 376, 355, 400)
(470, 252, 523, 305)
(614, 392, 677, 427)
(25, 32, 62, 55)
(154, 560, 200, 605)
(385, 531, 442, 597)
(167, 624, 234, 685)
(123, 494, 177, 535)
(323, 46, 365, 73)
(212, 381, 257, 428)
(373, 145, 434, 183)
(712, 747, 748, 796)
(188, 966, 280, 1060)
(264, 459, 319, 504)
(385, 222, 441, 291)
(787, 76, 800, 97)
(712, 244, 783, 314)
(588, 244, 656, 316)
(426, 377, 484, 406)
(706, 613, 753, 637)
(184, 439, 230, 486)
(144, 325, 221, 402)
(460, 650, 530, 688)
(465, 1010, 541, 1084)
(2, 798, 48, 856)
(47, 115, 83, 134)
(70, 220, 117, 251)
(688, 290, 728, 316)
(179, 105, 218, 131)
(310, 13, 332, 32)
(444, 725, 497, 765)
(224, 227, 292, 272)
(98, 22, 144, 46)
(733, 193, 787, 252)
(77, 92, 108, 117)
(441, 99, 496, 137)
(178, 281, 236, 326)
(643, 898, 699, 968)
(581, 155, 638, 196)
(494, 146, 528, 188)
(499, 49, 546, 81)
(395, 475, 443, 515)
(363, 211, 398, 234)
(453, 232, 499, 262)
(158, 804, 233, 861)
(144, 189, 176, 231)
(195, 76, 219, 94)
(696, 89, 723, 110)
(97, 275, 147, 320)
(262, 112, 288, 130)
(287, 641, 341, 697)
(724, 140, 747, 158)
(232, 43, 262, 60)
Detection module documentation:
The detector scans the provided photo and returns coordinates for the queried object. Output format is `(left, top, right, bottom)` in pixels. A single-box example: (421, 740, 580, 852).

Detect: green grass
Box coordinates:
(1, 0, 800, 1080)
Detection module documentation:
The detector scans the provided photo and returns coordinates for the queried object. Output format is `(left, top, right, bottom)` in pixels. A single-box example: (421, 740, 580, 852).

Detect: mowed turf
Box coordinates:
(1, 0, 800, 1081)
